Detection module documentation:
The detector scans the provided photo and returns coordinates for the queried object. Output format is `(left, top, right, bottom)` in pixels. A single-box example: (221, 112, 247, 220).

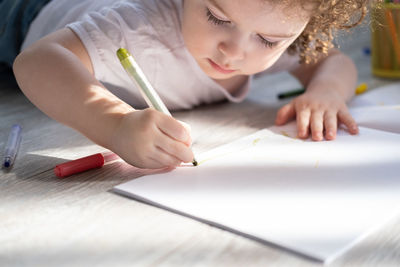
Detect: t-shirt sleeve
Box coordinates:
(66, 2, 156, 84)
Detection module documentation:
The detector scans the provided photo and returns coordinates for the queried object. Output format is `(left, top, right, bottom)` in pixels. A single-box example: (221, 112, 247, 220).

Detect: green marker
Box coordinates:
(117, 48, 198, 166)
(277, 88, 305, 100)
(278, 83, 368, 100)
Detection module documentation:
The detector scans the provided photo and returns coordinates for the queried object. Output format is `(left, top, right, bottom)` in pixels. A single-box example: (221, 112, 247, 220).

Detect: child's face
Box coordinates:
(182, 0, 310, 80)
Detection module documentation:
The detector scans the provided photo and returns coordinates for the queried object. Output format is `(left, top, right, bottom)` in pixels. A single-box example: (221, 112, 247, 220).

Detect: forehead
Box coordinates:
(208, 0, 310, 36)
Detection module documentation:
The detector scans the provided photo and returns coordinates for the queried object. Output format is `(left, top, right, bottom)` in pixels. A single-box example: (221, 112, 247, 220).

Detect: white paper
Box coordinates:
(114, 125, 400, 263)
(349, 82, 400, 108)
(350, 105, 400, 134)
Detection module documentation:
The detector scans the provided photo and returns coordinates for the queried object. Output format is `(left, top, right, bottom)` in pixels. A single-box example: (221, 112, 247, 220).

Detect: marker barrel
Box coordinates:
(277, 88, 305, 100)
(54, 153, 105, 178)
(3, 124, 22, 168)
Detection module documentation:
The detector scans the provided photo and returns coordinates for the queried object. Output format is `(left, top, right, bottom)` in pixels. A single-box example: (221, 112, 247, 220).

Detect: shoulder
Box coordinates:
(63, 0, 183, 50)
(83, 0, 183, 45)
(117, 0, 184, 47)
(105, 0, 182, 25)
(130, 0, 182, 15)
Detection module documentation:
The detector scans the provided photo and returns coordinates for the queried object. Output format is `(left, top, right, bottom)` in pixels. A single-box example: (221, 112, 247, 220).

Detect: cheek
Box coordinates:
(244, 45, 289, 74)
(184, 30, 215, 58)
(182, 14, 219, 57)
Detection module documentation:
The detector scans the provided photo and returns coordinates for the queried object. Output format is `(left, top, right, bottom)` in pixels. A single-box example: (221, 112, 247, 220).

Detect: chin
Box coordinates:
(208, 72, 237, 80)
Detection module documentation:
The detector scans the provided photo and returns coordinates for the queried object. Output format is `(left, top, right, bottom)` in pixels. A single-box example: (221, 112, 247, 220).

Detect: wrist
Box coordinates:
(306, 79, 355, 102)
(102, 109, 137, 152)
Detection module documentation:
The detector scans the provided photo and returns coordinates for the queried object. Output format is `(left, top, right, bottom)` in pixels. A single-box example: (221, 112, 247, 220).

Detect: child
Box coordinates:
(11, 0, 368, 169)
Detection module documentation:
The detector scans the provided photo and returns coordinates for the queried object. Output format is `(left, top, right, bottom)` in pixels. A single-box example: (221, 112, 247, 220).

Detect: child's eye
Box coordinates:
(206, 9, 230, 26)
(205, 8, 277, 49)
(257, 35, 277, 49)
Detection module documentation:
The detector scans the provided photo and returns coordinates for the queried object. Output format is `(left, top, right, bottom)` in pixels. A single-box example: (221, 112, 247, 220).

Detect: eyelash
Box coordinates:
(205, 9, 277, 49)
(257, 35, 276, 48)
(206, 9, 229, 25)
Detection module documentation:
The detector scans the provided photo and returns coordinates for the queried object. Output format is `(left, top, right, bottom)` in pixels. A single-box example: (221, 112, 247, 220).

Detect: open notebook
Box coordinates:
(114, 83, 400, 263)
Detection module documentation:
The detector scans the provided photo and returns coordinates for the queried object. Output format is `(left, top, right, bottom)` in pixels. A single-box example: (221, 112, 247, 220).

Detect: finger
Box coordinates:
(323, 112, 337, 140)
(145, 155, 179, 169)
(177, 120, 192, 146)
(178, 120, 192, 133)
(157, 114, 190, 144)
(155, 133, 194, 163)
(153, 146, 183, 167)
(121, 142, 162, 169)
(144, 156, 168, 169)
(310, 111, 324, 141)
(134, 149, 168, 169)
(275, 103, 296, 125)
(296, 108, 311, 139)
(338, 111, 359, 135)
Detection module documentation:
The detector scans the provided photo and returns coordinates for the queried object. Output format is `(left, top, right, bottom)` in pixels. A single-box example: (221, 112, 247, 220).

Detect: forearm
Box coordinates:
(291, 49, 358, 102)
(13, 42, 134, 149)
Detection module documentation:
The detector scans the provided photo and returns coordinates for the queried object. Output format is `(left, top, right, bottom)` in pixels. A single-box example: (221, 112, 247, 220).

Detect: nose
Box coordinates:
(217, 38, 245, 62)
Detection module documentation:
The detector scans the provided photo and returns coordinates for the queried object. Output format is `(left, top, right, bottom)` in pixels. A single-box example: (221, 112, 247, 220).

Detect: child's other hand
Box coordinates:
(111, 109, 194, 168)
(275, 89, 359, 141)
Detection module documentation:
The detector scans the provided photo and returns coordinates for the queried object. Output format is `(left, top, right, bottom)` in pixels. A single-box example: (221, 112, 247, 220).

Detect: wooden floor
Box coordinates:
(1, 25, 400, 266)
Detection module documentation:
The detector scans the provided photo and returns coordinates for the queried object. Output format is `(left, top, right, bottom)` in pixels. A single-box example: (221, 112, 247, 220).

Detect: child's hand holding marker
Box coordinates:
(116, 48, 197, 168)
(111, 109, 194, 169)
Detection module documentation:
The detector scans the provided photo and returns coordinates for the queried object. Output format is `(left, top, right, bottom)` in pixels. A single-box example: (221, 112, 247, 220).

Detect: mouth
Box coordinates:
(208, 59, 236, 74)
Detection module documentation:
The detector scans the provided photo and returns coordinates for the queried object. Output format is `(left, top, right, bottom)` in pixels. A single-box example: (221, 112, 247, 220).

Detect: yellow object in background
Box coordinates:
(371, 3, 400, 78)
(355, 83, 368, 95)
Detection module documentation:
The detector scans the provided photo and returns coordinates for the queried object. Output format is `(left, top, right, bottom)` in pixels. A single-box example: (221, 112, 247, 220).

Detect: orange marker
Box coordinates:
(385, 9, 400, 65)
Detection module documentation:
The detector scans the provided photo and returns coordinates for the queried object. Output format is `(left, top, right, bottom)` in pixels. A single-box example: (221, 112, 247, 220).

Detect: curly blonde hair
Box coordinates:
(276, 0, 370, 64)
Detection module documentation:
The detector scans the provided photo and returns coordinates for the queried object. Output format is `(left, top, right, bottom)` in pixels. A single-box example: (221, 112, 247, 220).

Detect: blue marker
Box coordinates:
(363, 47, 371, 56)
(3, 124, 22, 168)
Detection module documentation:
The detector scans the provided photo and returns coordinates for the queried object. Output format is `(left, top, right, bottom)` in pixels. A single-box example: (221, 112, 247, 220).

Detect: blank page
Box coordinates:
(114, 125, 400, 263)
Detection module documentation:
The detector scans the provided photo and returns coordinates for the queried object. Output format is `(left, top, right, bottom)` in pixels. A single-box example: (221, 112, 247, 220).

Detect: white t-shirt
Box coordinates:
(23, 0, 298, 110)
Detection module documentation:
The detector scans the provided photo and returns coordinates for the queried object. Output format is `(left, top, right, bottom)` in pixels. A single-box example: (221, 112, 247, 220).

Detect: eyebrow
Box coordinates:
(207, 0, 297, 39)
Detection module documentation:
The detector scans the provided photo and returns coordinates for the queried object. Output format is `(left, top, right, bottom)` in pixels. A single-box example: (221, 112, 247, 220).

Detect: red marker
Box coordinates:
(54, 152, 119, 178)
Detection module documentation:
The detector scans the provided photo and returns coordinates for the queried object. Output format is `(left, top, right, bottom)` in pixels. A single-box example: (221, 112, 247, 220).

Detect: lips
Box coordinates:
(208, 59, 236, 74)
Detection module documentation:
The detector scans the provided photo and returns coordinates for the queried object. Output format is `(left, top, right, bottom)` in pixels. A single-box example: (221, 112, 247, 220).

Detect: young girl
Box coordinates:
(10, 0, 367, 169)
